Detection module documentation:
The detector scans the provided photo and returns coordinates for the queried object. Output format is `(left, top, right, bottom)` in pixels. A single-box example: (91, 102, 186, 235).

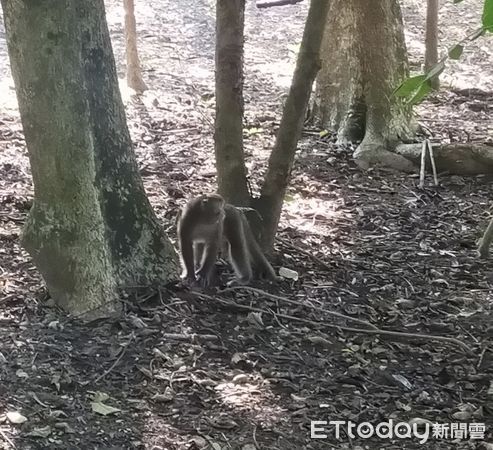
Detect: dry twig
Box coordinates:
(0, 429, 15, 449)
(427, 139, 439, 186)
(193, 292, 472, 354)
(162, 333, 219, 341)
(93, 334, 134, 384)
(223, 285, 378, 330)
(419, 139, 427, 188)
(257, 0, 304, 8)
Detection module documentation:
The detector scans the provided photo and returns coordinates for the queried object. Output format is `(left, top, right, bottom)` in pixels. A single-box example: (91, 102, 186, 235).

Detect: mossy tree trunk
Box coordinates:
(1, 0, 178, 316)
(215, 0, 250, 206)
(124, 0, 148, 92)
(315, 0, 416, 172)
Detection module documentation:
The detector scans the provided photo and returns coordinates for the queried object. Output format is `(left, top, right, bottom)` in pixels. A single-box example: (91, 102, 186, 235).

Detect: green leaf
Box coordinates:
(319, 129, 329, 138)
(424, 60, 445, 81)
(482, 0, 493, 31)
(407, 81, 432, 105)
(394, 75, 427, 97)
(448, 44, 464, 59)
(453, 0, 464, 3)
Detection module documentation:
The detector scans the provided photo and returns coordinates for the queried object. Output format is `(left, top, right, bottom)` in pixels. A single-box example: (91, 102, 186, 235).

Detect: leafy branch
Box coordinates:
(394, 0, 493, 105)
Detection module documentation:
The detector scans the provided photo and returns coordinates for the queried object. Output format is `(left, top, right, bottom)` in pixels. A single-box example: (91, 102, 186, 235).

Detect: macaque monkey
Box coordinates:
(177, 194, 276, 287)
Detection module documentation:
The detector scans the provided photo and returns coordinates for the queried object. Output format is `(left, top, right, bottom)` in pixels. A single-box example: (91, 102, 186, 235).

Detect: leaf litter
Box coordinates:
(1, 0, 493, 448)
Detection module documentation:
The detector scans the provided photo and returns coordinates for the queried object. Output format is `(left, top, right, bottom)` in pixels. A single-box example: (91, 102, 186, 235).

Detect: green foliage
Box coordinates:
(483, 0, 493, 31)
(408, 81, 433, 105)
(394, 75, 432, 106)
(394, 75, 427, 97)
(395, 0, 491, 105)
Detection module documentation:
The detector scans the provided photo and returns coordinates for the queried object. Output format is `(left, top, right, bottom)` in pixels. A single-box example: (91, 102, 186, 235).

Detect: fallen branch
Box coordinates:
(395, 142, 493, 175)
(193, 292, 472, 354)
(223, 285, 378, 330)
(427, 140, 439, 186)
(257, 0, 304, 8)
(419, 139, 427, 188)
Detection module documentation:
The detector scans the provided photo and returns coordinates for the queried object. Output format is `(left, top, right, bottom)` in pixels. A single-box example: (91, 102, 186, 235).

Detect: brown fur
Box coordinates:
(177, 194, 276, 287)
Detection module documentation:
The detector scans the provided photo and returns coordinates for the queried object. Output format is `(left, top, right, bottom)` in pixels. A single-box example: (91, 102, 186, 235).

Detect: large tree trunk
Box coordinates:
(314, 1, 363, 142)
(255, 0, 330, 250)
(215, 0, 250, 206)
(316, 0, 416, 172)
(124, 0, 148, 92)
(424, 0, 440, 90)
(1, 0, 178, 316)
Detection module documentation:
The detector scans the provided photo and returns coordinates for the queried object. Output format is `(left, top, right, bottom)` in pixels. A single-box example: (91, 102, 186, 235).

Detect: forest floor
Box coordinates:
(1, 0, 493, 449)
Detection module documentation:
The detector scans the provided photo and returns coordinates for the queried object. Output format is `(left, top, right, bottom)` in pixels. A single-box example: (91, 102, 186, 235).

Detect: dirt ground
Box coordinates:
(1, 0, 493, 449)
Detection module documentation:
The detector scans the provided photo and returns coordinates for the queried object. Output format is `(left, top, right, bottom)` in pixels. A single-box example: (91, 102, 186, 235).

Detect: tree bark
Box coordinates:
(424, 0, 440, 90)
(1, 0, 178, 317)
(315, 0, 363, 142)
(316, 0, 416, 171)
(124, 0, 148, 92)
(215, 0, 250, 206)
(255, 0, 330, 250)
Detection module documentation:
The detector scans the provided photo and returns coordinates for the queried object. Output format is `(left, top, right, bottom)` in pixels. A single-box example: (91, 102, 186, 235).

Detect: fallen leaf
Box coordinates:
(7, 411, 27, 424)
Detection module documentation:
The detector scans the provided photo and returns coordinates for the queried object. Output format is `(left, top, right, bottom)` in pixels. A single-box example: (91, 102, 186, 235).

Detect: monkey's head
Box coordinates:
(198, 194, 225, 224)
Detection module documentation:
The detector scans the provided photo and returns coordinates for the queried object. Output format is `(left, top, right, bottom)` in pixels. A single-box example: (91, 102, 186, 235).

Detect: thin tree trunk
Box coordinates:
(1, 0, 177, 317)
(215, 0, 250, 206)
(255, 0, 330, 250)
(424, 0, 440, 89)
(124, 0, 148, 92)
